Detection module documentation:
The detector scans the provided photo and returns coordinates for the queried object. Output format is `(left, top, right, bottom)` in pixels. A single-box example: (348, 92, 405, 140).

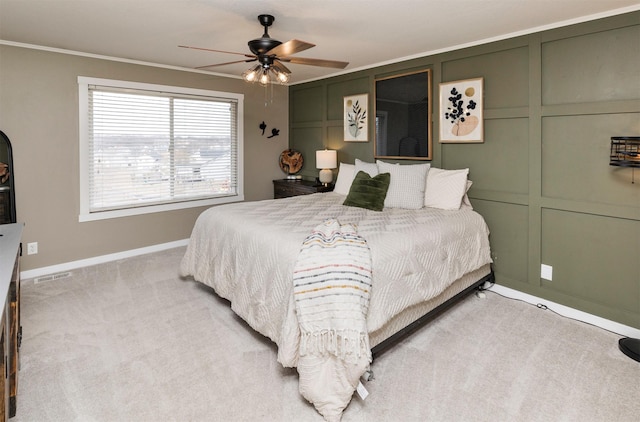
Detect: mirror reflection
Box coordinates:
(374, 69, 432, 160)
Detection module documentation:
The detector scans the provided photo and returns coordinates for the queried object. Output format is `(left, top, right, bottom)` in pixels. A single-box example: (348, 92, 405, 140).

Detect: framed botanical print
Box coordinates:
(344, 94, 368, 142)
(439, 77, 483, 143)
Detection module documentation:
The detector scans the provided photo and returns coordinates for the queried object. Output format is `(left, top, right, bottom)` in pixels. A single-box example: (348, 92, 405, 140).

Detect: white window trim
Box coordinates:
(78, 76, 244, 222)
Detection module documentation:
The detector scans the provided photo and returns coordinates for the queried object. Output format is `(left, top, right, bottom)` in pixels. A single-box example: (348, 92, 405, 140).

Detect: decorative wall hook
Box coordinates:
(267, 128, 280, 138)
(258, 121, 279, 138)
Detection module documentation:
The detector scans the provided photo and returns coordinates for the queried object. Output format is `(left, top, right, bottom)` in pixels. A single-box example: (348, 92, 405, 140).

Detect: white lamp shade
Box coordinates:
(316, 150, 337, 170)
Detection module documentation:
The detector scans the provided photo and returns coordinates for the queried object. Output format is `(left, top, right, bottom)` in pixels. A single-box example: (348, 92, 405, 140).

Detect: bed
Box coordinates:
(180, 161, 493, 421)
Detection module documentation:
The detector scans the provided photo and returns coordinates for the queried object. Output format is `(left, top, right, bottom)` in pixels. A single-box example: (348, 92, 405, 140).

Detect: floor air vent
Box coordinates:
(34, 272, 72, 284)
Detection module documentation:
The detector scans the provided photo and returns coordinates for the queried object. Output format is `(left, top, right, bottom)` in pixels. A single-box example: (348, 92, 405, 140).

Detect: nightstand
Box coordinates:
(273, 179, 334, 199)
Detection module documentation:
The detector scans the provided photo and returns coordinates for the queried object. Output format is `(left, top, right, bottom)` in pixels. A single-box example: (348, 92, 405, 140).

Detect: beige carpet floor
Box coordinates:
(12, 247, 640, 421)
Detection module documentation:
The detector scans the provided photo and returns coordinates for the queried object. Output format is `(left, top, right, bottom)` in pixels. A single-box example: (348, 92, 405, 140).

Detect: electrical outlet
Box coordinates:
(27, 242, 38, 255)
(541, 264, 553, 281)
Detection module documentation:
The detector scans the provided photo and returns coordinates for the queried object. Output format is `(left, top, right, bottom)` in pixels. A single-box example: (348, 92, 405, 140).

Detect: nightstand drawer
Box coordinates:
(273, 179, 333, 199)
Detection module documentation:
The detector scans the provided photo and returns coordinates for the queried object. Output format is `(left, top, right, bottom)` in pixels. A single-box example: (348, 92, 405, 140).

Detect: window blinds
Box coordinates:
(87, 85, 239, 213)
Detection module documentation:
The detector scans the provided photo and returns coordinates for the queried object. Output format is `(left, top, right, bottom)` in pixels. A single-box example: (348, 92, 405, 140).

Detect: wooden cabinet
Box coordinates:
(0, 292, 7, 421)
(273, 179, 334, 199)
(0, 223, 22, 420)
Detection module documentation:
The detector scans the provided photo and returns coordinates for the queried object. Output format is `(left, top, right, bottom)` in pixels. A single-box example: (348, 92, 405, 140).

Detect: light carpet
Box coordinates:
(12, 247, 640, 421)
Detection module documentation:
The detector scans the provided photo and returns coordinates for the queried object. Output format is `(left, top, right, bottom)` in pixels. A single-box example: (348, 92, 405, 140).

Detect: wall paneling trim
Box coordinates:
(289, 12, 640, 328)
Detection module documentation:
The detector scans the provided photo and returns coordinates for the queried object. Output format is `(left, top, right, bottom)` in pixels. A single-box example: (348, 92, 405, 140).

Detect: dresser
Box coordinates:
(0, 223, 22, 420)
(273, 179, 334, 199)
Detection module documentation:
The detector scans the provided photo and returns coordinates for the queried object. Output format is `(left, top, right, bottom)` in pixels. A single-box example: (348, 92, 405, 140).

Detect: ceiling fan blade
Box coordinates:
(179, 45, 255, 58)
(273, 59, 292, 74)
(266, 39, 315, 57)
(279, 56, 349, 69)
(196, 58, 257, 69)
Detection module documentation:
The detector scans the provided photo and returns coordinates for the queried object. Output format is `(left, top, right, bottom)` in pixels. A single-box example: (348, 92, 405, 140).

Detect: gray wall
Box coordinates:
(0, 45, 289, 271)
(289, 12, 640, 328)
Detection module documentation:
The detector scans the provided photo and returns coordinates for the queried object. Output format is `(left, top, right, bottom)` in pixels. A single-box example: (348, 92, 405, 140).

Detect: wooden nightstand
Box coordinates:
(273, 179, 334, 199)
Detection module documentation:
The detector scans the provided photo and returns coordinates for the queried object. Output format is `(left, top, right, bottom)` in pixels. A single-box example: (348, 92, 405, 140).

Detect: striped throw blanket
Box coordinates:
(293, 218, 372, 363)
(293, 219, 373, 420)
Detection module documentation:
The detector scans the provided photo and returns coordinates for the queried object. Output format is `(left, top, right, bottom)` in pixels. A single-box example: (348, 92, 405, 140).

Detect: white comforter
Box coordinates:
(180, 192, 492, 414)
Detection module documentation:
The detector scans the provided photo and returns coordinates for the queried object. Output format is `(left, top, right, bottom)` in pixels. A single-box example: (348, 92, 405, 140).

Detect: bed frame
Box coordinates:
(370, 269, 494, 360)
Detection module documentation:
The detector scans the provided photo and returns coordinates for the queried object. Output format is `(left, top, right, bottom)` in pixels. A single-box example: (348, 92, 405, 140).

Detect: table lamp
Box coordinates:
(316, 149, 337, 186)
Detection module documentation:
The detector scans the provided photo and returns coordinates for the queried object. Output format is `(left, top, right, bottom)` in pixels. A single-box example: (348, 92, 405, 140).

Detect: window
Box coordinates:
(78, 77, 243, 221)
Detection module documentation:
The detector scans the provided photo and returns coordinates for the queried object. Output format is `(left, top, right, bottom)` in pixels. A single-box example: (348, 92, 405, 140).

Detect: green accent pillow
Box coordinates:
(343, 171, 391, 211)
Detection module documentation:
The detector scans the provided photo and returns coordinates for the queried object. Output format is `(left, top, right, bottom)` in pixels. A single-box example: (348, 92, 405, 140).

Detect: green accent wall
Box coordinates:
(289, 12, 640, 329)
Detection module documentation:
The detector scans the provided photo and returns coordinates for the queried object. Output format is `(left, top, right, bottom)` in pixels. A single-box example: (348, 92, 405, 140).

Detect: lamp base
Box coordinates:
(319, 169, 333, 185)
(619, 337, 640, 362)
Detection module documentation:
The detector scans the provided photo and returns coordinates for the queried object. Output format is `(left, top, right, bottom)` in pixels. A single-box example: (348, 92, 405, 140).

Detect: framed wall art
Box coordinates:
(439, 77, 483, 143)
(374, 69, 432, 160)
(344, 94, 368, 142)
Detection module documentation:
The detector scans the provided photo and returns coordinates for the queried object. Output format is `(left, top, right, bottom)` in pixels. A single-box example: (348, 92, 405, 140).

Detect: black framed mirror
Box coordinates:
(374, 69, 432, 160)
(0, 130, 16, 224)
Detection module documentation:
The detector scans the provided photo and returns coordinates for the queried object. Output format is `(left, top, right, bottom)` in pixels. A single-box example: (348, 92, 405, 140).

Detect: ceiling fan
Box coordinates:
(179, 14, 349, 84)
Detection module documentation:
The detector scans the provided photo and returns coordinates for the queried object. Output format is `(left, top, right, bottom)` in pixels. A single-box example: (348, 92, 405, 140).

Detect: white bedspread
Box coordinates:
(180, 192, 492, 417)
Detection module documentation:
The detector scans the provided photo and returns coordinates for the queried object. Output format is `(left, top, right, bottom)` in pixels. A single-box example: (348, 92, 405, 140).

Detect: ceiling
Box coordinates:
(1, 1, 638, 85)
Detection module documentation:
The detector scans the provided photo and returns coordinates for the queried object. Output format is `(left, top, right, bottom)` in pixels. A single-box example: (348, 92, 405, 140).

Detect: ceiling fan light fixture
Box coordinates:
(243, 62, 289, 86)
(242, 64, 262, 82)
(272, 64, 290, 84)
(276, 71, 289, 84)
(258, 68, 270, 86)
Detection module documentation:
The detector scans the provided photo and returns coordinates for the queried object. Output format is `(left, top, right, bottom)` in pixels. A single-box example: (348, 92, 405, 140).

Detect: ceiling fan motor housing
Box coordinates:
(248, 37, 282, 56)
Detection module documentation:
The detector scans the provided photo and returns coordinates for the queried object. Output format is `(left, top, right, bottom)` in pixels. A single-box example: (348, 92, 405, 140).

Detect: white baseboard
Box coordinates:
(21, 239, 189, 280)
(489, 284, 640, 339)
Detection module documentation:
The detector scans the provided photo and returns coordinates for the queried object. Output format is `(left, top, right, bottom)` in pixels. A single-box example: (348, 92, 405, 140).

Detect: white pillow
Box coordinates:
(354, 159, 379, 177)
(333, 162, 355, 195)
(424, 167, 469, 210)
(461, 180, 473, 209)
(376, 160, 430, 209)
